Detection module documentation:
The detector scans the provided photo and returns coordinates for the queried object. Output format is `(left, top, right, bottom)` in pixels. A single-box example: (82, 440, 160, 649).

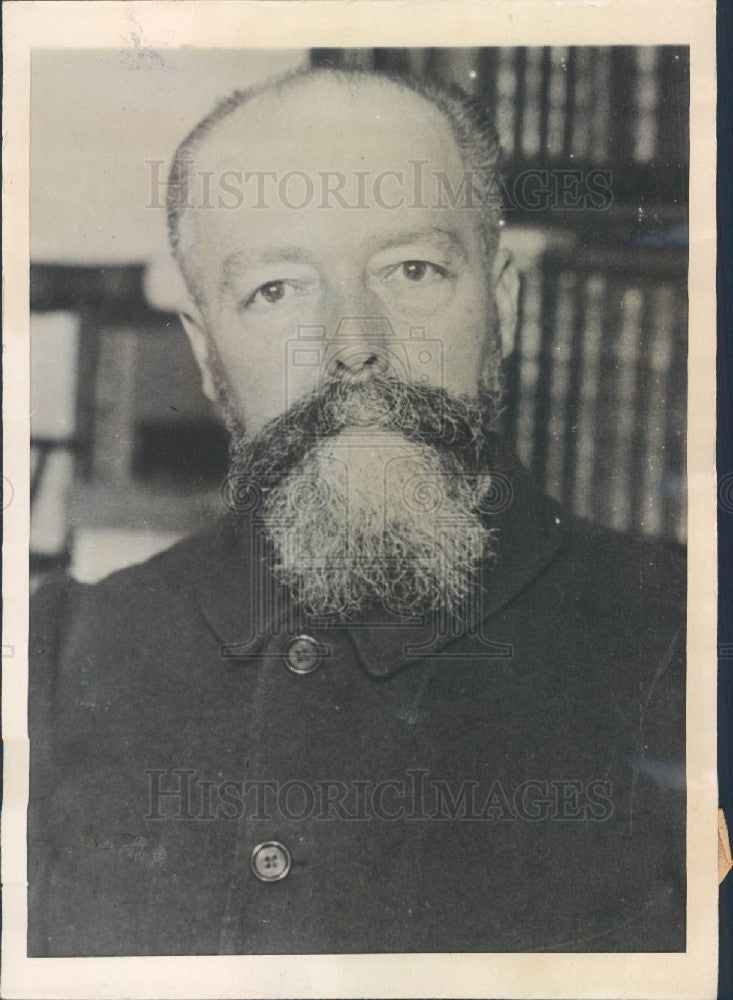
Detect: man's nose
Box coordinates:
(332, 346, 390, 381)
(326, 314, 394, 382)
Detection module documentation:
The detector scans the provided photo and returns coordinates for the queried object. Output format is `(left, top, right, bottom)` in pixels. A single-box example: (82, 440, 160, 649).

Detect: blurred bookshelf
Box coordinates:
(30, 46, 688, 588)
(311, 46, 689, 212)
(30, 266, 225, 589)
(508, 243, 687, 543)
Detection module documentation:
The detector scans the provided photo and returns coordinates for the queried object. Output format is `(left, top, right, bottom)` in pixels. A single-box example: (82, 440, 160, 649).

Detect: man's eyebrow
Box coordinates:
(369, 228, 468, 257)
(221, 246, 308, 287)
(220, 229, 468, 291)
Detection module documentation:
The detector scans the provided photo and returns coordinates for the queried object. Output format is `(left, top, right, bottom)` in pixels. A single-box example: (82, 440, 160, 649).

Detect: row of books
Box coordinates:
(508, 257, 687, 543)
(312, 46, 689, 171)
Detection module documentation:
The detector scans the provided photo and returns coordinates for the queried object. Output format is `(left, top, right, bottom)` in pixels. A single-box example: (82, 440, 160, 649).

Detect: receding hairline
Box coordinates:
(168, 65, 504, 298)
(194, 65, 457, 145)
(190, 68, 464, 184)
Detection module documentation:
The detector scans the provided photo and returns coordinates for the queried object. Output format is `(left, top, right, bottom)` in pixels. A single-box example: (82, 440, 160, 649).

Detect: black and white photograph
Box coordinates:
(1, 2, 719, 998)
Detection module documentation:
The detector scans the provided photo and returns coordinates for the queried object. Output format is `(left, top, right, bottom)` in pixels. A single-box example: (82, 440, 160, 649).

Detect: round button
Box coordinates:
(250, 841, 291, 882)
(285, 635, 323, 674)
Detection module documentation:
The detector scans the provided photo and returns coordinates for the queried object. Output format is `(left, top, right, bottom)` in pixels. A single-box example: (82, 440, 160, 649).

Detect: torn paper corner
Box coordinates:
(719, 808, 732, 885)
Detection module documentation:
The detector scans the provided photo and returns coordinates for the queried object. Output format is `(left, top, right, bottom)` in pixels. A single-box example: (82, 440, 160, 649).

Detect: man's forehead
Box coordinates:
(181, 75, 488, 287)
(193, 74, 465, 178)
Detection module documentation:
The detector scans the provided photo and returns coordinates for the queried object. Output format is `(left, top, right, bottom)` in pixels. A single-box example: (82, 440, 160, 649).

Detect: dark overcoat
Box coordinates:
(28, 456, 686, 956)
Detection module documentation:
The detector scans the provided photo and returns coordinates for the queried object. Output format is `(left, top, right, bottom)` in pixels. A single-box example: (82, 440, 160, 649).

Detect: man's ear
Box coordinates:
(179, 305, 218, 404)
(491, 248, 520, 357)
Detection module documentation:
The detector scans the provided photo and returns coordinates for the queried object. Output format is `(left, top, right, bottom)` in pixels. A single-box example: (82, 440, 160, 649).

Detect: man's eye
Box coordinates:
(387, 260, 448, 284)
(257, 281, 288, 304)
(241, 280, 301, 310)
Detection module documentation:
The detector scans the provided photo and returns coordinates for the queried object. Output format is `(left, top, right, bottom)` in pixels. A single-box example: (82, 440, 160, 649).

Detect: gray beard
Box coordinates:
(226, 375, 500, 621)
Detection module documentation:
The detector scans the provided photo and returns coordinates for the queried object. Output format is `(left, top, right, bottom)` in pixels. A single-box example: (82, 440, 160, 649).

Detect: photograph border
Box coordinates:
(2, 2, 718, 998)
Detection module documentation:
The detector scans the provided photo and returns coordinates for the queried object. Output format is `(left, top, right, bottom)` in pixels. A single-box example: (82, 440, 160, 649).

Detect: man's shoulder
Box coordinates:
(34, 518, 228, 602)
(564, 511, 684, 570)
(30, 518, 235, 653)
(552, 512, 686, 630)
(497, 455, 685, 628)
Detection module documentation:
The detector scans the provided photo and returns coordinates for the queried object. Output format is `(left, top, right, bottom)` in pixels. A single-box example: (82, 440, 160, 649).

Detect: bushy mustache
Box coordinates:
(230, 374, 494, 489)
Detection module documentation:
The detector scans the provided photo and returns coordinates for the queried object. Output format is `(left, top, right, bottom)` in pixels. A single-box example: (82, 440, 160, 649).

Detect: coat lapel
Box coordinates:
(175, 446, 566, 679)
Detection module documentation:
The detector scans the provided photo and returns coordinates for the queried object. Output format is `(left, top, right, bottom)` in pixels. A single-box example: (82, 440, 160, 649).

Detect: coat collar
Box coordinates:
(171, 442, 565, 680)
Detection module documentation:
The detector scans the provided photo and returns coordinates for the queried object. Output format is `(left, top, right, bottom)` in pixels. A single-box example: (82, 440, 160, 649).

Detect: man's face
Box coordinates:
(181, 76, 506, 619)
(185, 77, 496, 434)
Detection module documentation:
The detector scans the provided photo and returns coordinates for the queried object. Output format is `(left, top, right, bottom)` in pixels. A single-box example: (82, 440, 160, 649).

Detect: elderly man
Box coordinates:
(29, 67, 685, 956)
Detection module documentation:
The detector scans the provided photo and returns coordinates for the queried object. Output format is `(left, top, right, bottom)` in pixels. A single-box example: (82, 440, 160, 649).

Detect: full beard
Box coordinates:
(227, 375, 500, 621)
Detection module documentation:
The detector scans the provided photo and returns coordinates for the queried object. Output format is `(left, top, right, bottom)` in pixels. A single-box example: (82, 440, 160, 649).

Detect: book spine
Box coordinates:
(544, 271, 576, 500)
(515, 268, 543, 470)
(609, 287, 644, 532)
(634, 47, 660, 163)
(520, 47, 543, 157)
(496, 48, 517, 155)
(638, 283, 674, 537)
(591, 48, 611, 162)
(573, 275, 606, 521)
(546, 47, 568, 158)
(571, 48, 593, 160)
